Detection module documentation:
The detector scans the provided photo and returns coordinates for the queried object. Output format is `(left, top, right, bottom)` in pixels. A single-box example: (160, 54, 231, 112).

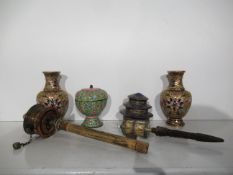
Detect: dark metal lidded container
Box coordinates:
(120, 93, 153, 139)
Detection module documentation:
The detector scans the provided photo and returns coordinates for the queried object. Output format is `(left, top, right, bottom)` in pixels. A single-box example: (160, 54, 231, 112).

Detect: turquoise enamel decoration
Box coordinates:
(75, 85, 108, 128)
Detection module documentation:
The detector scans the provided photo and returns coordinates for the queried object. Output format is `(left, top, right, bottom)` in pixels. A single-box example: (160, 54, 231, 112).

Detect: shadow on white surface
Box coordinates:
(154, 74, 168, 120)
(115, 97, 128, 121)
(134, 168, 166, 175)
(60, 74, 75, 121)
(134, 153, 166, 175)
(99, 93, 112, 121)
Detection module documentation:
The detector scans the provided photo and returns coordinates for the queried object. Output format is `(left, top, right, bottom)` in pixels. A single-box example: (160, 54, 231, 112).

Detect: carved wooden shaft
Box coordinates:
(59, 121, 149, 153)
(21, 104, 149, 153)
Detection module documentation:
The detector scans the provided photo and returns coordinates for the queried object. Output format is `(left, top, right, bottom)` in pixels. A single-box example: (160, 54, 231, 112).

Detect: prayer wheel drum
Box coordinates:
(23, 104, 60, 138)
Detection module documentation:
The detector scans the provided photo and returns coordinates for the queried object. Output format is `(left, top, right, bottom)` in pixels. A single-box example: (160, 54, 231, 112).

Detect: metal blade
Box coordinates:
(151, 126, 224, 142)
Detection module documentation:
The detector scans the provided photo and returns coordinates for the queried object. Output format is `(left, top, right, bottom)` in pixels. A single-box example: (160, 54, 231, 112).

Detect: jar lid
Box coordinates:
(75, 85, 108, 102)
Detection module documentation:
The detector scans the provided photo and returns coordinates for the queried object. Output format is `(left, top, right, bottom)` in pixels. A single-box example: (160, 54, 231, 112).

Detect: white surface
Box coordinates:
(0, 0, 233, 121)
(0, 120, 232, 175)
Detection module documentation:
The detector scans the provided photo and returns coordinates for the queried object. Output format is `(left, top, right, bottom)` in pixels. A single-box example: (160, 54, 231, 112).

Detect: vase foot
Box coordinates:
(166, 118, 185, 128)
(81, 116, 103, 128)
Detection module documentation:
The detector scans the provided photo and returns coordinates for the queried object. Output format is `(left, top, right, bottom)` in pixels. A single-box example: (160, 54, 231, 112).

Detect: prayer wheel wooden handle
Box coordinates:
(60, 121, 148, 153)
(22, 104, 149, 153)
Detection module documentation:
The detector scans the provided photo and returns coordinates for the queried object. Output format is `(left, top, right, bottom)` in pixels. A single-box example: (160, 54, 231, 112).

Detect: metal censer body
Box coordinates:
(120, 93, 153, 139)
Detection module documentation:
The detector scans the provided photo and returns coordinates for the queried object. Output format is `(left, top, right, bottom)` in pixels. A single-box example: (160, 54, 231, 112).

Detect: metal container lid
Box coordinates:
(120, 109, 153, 119)
(128, 93, 148, 101)
(123, 102, 151, 110)
(75, 85, 108, 102)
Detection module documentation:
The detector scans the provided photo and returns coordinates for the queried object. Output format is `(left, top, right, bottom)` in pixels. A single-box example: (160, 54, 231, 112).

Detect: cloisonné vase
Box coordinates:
(36, 71, 69, 117)
(75, 85, 108, 128)
(160, 71, 192, 127)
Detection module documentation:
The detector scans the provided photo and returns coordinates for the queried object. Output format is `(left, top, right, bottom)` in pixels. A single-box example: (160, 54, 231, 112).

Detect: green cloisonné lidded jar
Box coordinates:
(75, 85, 108, 128)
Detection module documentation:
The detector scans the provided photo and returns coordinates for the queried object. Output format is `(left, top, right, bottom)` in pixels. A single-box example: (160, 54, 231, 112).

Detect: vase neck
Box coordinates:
(43, 72, 61, 91)
(167, 71, 185, 91)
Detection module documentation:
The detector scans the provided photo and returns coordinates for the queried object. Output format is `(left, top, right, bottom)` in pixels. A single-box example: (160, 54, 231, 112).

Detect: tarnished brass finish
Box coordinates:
(160, 71, 192, 127)
(23, 104, 61, 137)
(120, 118, 224, 142)
(121, 118, 150, 139)
(36, 71, 69, 117)
(120, 93, 153, 138)
(119, 94, 223, 142)
(22, 104, 149, 153)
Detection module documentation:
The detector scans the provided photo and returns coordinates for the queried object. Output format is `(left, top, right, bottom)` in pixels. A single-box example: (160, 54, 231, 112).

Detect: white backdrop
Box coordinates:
(0, 0, 233, 121)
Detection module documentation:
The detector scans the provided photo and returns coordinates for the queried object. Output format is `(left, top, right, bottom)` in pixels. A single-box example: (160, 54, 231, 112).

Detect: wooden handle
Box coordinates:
(59, 121, 149, 153)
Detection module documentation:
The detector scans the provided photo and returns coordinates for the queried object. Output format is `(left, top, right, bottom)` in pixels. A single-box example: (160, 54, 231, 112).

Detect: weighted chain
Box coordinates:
(13, 135, 33, 150)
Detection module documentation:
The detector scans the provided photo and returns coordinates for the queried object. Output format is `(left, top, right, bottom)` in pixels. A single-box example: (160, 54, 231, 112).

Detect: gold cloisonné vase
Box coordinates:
(160, 71, 192, 127)
(36, 71, 69, 117)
